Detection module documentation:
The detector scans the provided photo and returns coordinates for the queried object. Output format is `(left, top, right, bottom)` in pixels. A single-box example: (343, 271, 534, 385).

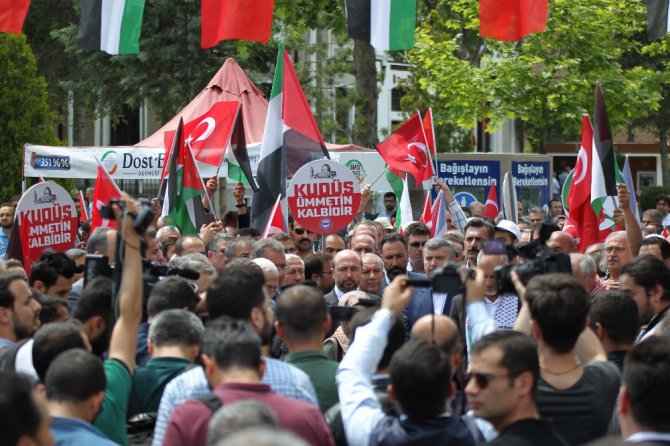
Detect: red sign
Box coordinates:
(16, 183, 78, 274)
(287, 160, 361, 234)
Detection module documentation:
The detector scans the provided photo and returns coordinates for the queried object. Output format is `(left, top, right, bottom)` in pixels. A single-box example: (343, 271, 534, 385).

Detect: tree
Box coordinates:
(0, 33, 60, 201)
(403, 0, 665, 153)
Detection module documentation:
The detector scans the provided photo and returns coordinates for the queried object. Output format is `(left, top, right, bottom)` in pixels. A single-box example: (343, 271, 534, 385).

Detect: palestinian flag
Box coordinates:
(261, 195, 287, 238)
(345, 0, 416, 51)
(160, 118, 210, 235)
(0, 0, 31, 35)
(647, 0, 670, 40)
(250, 44, 330, 231)
(78, 0, 146, 55)
(431, 190, 447, 237)
(225, 107, 258, 191)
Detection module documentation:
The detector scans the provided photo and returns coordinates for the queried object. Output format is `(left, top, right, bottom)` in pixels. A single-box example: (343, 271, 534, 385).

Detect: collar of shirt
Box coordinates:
(627, 432, 670, 443)
(334, 285, 347, 299)
(213, 382, 272, 394)
(0, 337, 14, 349)
(285, 350, 332, 363)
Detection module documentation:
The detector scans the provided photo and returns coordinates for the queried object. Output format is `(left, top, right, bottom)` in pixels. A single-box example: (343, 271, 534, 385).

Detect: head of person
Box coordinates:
(200, 317, 263, 382)
(495, 220, 520, 246)
(174, 235, 206, 257)
(251, 239, 286, 285)
(359, 253, 385, 295)
(148, 309, 204, 362)
(0, 203, 14, 230)
(642, 209, 663, 234)
(422, 238, 455, 279)
(350, 234, 376, 256)
(225, 237, 254, 261)
(549, 199, 563, 217)
(282, 254, 305, 286)
(207, 400, 278, 446)
(383, 192, 397, 212)
(221, 210, 238, 230)
(34, 293, 68, 325)
(325, 233, 346, 256)
(619, 337, 670, 436)
(0, 273, 41, 342)
(655, 194, 670, 217)
(546, 231, 576, 254)
(233, 227, 262, 239)
(477, 251, 508, 298)
(303, 254, 334, 294)
(143, 228, 164, 265)
(332, 249, 362, 293)
(275, 285, 330, 345)
(352, 221, 379, 249)
(463, 218, 495, 266)
(252, 258, 280, 300)
(71, 277, 113, 357)
(466, 331, 539, 431)
(44, 349, 107, 423)
(380, 233, 408, 280)
(528, 207, 545, 226)
(569, 253, 598, 294)
(64, 249, 86, 283)
(4, 259, 26, 279)
(405, 222, 431, 264)
(445, 232, 466, 263)
(349, 308, 405, 373)
(620, 255, 670, 325)
(470, 201, 484, 218)
(388, 340, 452, 421)
(271, 233, 296, 255)
(86, 227, 118, 264)
(410, 314, 461, 373)
(29, 252, 75, 301)
(639, 236, 670, 262)
(525, 273, 590, 354)
(289, 220, 316, 254)
(208, 232, 235, 272)
(32, 321, 88, 383)
(147, 276, 200, 321)
(604, 231, 631, 278)
(0, 371, 53, 446)
(589, 291, 639, 351)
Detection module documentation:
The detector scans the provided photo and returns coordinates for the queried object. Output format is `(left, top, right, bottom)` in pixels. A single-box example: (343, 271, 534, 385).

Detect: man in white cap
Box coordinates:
(373, 216, 394, 235)
(495, 220, 521, 246)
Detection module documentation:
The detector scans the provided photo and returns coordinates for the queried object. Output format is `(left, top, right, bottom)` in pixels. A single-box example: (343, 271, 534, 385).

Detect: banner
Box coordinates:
(511, 161, 550, 208)
(437, 160, 501, 202)
(15, 183, 78, 274)
(287, 160, 361, 234)
(23, 144, 261, 180)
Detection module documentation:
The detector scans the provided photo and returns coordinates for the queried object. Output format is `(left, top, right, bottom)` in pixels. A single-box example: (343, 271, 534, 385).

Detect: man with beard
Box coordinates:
(0, 203, 13, 258)
(0, 273, 41, 354)
(290, 220, 317, 259)
(152, 262, 318, 446)
(304, 254, 335, 295)
(379, 192, 398, 223)
(462, 218, 495, 267)
(603, 231, 632, 290)
(324, 250, 362, 307)
(620, 255, 670, 342)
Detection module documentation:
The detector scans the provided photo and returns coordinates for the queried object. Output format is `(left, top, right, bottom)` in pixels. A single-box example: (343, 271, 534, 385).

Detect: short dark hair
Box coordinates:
(405, 222, 431, 239)
(32, 321, 87, 382)
(526, 274, 590, 354)
(380, 233, 407, 251)
(175, 235, 204, 256)
(147, 276, 199, 318)
(202, 317, 261, 372)
(28, 262, 58, 289)
(389, 340, 451, 420)
(464, 218, 495, 239)
(624, 337, 670, 432)
(234, 227, 261, 238)
(590, 291, 639, 346)
(45, 349, 107, 402)
(654, 194, 670, 207)
(383, 192, 397, 200)
(640, 237, 670, 260)
(0, 272, 27, 308)
(549, 199, 562, 208)
(206, 262, 265, 320)
(472, 331, 540, 394)
(149, 309, 204, 348)
(621, 255, 670, 302)
(0, 371, 44, 445)
(304, 254, 330, 279)
(349, 308, 405, 371)
(34, 292, 68, 325)
(72, 277, 113, 327)
(275, 285, 327, 340)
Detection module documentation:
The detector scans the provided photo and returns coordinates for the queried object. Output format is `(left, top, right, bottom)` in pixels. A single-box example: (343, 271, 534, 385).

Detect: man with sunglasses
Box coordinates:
(290, 220, 317, 259)
(467, 331, 569, 446)
(405, 223, 431, 274)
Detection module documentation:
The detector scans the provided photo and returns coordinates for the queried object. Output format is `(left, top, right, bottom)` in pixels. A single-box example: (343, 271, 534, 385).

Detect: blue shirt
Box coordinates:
(0, 230, 9, 258)
(51, 416, 117, 446)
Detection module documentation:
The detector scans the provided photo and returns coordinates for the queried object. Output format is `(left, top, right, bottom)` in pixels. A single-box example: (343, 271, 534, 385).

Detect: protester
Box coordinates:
(252, 258, 280, 301)
(589, 291, 639, 372)
(207, 232, 234, 272)
(289, 220, 316, 259)
(325, 250, 362, 307)
(350, 234, 376, 256)
(463, 218, 495, 267)
(0, 203, 14, 258)
(304, 254, 335, 295)
(282, 254, 305, 286)
(250, 238, 286, 285)
(0, 370, 53, 446)
(359, 253, 385, 297)
(405, 223, 431, 274)
(325, 233, 346, 256)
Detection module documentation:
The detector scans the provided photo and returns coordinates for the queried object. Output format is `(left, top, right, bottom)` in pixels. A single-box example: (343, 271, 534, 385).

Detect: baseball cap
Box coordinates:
(495, 220, 521, 241)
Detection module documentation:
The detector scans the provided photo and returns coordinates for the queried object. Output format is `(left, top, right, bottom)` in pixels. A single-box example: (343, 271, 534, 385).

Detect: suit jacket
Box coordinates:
(403, 271, 443, 329)
(323, 290, 380, 308)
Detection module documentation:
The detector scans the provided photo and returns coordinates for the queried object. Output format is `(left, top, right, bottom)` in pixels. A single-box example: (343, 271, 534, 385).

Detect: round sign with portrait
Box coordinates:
(287, 160, 362, 234)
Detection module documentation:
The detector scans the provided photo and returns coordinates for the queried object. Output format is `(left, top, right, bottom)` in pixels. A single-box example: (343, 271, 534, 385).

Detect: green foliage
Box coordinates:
(0, 34, 60, 201)
(639, 186, 670, 212)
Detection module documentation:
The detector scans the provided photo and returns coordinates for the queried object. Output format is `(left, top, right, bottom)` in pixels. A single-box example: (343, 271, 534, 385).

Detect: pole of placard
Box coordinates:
(321, 233, 326, 254)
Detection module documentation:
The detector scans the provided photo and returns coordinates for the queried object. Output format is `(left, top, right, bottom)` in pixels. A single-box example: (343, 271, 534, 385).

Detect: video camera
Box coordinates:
(99, 199, 154, 236)
(407, 264, 469, 296)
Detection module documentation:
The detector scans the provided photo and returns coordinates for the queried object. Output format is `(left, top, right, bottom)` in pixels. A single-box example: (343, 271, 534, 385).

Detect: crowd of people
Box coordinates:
(1, 178, 670, 446)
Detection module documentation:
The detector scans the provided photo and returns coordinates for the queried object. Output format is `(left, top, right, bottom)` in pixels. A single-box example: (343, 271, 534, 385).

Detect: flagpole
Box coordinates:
(368, 169, 387, 187)
(418, 109, 437, 185)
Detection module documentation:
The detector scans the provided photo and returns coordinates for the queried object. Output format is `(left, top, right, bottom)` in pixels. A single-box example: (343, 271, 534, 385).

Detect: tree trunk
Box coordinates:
(660, 124, 669, 187)
(352, 40, 378, 147)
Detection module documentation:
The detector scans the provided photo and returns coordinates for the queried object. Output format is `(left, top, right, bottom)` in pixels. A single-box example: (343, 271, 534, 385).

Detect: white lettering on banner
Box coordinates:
(29, 232, 72, 249)
(516, 163, 545, 176)
(294, 181, 356, 197)
(445, 177, 494, 187)
(22, 206, 74, 224)
(440, 162, 490, 176)
(513, 177, 548, 187)
(296, 196, 353, 207)
(297, 207, 354, 218)
(28, 220, 72, 236)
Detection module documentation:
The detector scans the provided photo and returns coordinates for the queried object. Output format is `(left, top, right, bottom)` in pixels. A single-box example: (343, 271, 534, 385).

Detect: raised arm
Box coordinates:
(618, 183, 642, 257)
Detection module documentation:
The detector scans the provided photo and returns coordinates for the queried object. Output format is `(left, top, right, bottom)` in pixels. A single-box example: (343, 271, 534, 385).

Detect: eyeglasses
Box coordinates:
(409, 241, 427, 249)
(604, 246, 625, 254)
(464, 372, 512, 389)
(293, 228, 314, 235)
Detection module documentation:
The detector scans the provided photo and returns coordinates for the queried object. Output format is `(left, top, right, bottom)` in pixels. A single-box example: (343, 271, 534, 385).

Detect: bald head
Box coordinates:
(333, 249, 362, 293)
(546, 231, 576, 254)
(411, 315, 460, 359)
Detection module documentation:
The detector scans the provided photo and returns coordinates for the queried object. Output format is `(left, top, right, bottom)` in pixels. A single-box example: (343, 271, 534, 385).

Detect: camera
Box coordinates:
(99, 199, 154, 236)
(493, 246, 572, 295)
(408, 264, 467, 296)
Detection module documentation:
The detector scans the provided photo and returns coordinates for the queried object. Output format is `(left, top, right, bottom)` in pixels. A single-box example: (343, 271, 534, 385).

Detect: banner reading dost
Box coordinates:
(15, 183, 78, 273)
(287, 160, 361, 234)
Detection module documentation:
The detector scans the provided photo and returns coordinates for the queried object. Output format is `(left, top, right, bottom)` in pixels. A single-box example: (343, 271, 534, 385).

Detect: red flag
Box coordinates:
(262, 196, 287, 238)
(479, 0, 549, 41)
(201, 0, 274, 48)
(420, 192, 432, 230)
(421, 109, 437, 160)
(565, 115, 600, 252)
(164, 101, 240, 168)
(78, 191, 89, 223)
(482, 182, 499, 220)
(376, 113, 435, 184)
(0, 0, 30, 35)
(90, 165, 122, 233)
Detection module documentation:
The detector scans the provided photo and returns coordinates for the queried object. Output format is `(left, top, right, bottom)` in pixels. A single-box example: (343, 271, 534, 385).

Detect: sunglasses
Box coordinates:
(409, 241, 427, 248)
(293, 227, 314, 235)
(464, 372, 512, 389)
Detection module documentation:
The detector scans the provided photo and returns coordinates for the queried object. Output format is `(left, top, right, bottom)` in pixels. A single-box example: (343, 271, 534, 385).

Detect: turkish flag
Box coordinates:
(164, 101, 240, 168)
(78, 190, 89, 223)
(376, 112, 435, 184)
(420, 192, 432, 230)
(0, 0, 30, 35)
(90, 165, 122, 233)
(565, 115, 600, 252)
(483, 182, 499, 220)
(201, 0, 275, 48)
(479, 0, 549, 41)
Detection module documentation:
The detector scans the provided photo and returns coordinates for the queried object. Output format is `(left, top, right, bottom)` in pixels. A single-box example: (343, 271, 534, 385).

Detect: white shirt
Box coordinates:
(433, 292, 448, 314)
(627, 432, 670, 443)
